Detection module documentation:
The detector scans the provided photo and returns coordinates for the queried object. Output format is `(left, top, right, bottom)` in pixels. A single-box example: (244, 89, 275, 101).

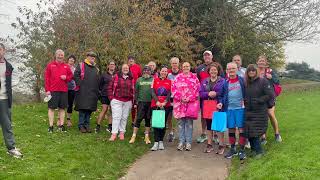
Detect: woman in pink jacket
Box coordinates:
(172, 62, 200, 151)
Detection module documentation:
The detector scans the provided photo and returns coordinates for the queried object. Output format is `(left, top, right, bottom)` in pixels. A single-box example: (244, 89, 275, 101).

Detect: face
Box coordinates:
(226, 63, 237, 77)
(171, 59, 179, 70)
(209, 66, 218, 78)
(128, 58, 135, 65)
(148, 62, 156, 71)
(160, 67, 168, 78)
(68, 58, 75, 66)
(232, 55, 242, 68)
(108, 62, 116, 71)
(122, 64, 130, 74)
(257, 57, 268, 68)
(248, 69, 257, 78)
(0, 47, 5, 59)
(203, 53, 213, 65)
(55, 50, 65, 62)
(182, 62, 191, 73)
(87, 56, 96, 64)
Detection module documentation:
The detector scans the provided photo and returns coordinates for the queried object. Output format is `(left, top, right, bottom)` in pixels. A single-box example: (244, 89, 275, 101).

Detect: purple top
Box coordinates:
(200, 77, 225, 100)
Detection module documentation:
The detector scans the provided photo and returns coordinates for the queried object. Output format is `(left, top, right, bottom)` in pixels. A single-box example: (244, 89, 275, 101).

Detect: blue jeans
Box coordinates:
(0, 100, 15, 150)
(178, 118, 193, 144)
(78, 110, 92, 129)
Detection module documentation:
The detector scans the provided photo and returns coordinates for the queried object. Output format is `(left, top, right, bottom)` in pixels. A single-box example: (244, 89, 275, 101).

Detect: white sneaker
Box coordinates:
(7, 148, 23, 158)
(185, 143, 192, 151)
(177, 143, 184, 151)
(158, 141, 165, 150)
(151, 142, 159, 151)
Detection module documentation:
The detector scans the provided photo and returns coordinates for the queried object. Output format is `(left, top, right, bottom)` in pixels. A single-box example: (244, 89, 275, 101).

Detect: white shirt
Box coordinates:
(0, 62, 7, 99)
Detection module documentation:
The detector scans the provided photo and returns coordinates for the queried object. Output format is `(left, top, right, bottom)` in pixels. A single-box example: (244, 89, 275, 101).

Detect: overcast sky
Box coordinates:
(1, 0, 319, 70)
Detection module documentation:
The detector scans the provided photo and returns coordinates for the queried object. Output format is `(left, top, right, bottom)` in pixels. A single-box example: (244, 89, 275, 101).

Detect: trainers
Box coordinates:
(61, 125, 67, 132)
(168, 132, 175, 142)
(185, 143, 192, 151)
(158, 141, 165, 150)
(151, 142, 159, 151)
(106, 125, 112, 133)
(7, 148, 23, 158)
(224, 148, 238, 159)
(129, 135, 136, 144)
(119, 133, 125, 140)
(261, 138, 267, 145)
(80, 127, 87, 133)
(48, 126, 53, 133)
(85, 127, 92, 133)
(109, 134, 117, 141)
(204, 144, 214, 153)
(177, 143, 184, 151)
(275, 134, 282, 143)
(144, 135, 151, 144)
(245, 141, 251, 149)
(216, 145, 225, 155)
(239, 150, 247, 160)
(196, 134, 207, 143)
(57, 125, 62, 132)
(95, 125, 101, 133)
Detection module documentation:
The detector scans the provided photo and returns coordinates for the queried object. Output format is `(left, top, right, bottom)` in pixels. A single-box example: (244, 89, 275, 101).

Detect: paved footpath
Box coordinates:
(122, 120, 230, 180)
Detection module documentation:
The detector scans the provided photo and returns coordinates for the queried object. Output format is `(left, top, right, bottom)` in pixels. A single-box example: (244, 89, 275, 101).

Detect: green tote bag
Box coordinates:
(152, 109, 166, 128)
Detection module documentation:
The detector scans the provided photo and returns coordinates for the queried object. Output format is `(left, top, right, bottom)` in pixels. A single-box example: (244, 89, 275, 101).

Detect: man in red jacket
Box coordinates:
(128, 56, 142, 127)
(44, 49, 73, 133)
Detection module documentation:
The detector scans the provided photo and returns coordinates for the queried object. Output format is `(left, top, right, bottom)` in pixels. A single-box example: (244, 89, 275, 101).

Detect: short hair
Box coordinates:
(55, 49, 64, 56)
(207, 62, 222, 76)
(170, 57, 179, 63)
(128, 56, 135, 60)
(258, 55, 268, 62)
(68, 55, 77, 61)
(227, 62, 237, 69)
(232, 54, 242, 61)
(0, 43, 5, 50)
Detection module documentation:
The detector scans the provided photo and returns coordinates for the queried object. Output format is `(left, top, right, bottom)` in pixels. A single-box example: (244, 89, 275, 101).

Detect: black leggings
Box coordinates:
(153, 107, 171, 142)
(67, 90, 75, 113)
(249, 137, 263, 154)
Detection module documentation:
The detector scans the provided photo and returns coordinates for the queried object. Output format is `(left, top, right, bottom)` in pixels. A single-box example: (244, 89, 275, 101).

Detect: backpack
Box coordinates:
(266, 68, 282, 96)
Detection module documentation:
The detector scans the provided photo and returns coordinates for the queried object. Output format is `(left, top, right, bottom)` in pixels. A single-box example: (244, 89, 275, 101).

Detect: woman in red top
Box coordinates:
(150, 66, 171, 151)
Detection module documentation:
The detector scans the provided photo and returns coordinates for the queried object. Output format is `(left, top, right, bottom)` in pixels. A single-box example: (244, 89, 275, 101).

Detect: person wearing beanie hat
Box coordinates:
(129, 65, 153, 144)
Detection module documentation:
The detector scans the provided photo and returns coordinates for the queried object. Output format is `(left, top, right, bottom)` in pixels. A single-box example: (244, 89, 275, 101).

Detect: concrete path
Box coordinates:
(122, 120, 230, 180)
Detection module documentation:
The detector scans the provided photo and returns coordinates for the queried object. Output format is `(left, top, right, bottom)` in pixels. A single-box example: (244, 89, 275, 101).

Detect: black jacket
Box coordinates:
(1, 59, 13, 108)
(99, 71, 114, 97)
(244, 77, 273, 137)
(74, 62, 100, 111)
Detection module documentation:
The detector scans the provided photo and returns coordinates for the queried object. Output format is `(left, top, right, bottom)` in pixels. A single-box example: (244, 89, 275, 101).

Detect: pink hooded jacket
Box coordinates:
(172, 72, 200, 119)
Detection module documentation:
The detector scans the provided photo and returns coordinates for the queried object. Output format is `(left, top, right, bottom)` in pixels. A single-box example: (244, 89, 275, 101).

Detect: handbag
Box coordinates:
(152, 109, 166, 128)
(202, 100, 217, 119)
(274, 84, 282, 96)
(211, 111, 227, 132)
(185, 100, 200, 119)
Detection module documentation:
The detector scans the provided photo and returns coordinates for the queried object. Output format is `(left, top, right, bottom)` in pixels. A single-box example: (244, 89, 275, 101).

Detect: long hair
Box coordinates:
(245, 64, 258, 87)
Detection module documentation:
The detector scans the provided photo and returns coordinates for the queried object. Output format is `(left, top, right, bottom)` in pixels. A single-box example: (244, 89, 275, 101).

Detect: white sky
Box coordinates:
(1, 0, 320, 70)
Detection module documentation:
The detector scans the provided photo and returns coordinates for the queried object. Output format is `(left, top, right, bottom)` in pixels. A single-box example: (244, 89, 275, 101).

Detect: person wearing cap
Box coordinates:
(232, 55, 246, 78)
(128, 56, 142, 127)
(95, 60, 116, 133)
(129, 66, 153, 144)
(74, 51, 100, 133)
(0, 43, 23, 158)
(44, 49, 73, 133)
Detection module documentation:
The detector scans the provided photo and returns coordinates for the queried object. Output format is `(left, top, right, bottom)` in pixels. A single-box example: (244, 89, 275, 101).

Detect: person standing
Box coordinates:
(172, 62, 200, 151)
(244, 64, 273, 158)
(232, 55, 246, 78)
(45, 49, 73, 132)
(95, 61, 116, 133)
(66, 55, 77, 127)
(0, 43, 23, 158)
(74, 51, 100, 133)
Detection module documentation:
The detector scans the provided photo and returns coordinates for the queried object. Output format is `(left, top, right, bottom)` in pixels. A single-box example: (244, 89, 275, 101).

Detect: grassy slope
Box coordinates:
(229, 89, 320, 179)
(0, 104, 149, 179)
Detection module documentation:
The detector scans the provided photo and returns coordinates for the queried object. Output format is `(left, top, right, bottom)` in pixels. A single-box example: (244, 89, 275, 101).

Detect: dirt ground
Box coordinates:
(121, 120, 230, 180)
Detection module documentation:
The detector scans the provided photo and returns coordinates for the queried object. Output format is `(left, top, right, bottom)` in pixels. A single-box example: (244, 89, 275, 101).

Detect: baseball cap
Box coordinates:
(203, 50, 213, 56)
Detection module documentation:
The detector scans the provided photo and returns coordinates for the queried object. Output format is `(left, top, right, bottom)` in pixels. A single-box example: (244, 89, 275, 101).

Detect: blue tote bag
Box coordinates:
(211, 111, 227, 132)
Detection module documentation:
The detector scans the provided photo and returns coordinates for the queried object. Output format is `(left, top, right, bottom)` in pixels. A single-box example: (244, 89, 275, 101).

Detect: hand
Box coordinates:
(266, 73, 272, 79)
(216, 103, 223, 109)
(60, 75, 66, 80)
(208, 91, 217, 98)
(134, 104, 137, 109)
(46, 91, 51, 96)
(156, 101, 161, 107)
(161, 102, 166, 107)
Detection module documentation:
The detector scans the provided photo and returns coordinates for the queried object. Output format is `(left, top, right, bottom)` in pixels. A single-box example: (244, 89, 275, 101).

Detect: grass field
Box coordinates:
(229, 89, 320, 179)
(0, 104, 149, 179)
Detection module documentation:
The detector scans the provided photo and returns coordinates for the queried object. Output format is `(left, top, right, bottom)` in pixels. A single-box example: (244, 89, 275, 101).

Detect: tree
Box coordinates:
(285, 61, 320, 81)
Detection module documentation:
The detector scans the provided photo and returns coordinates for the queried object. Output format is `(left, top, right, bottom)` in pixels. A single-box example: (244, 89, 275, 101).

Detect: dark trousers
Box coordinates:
(249, 137, 263, 154)
(67, 90, 75, 114)
(0, 99, 15, 150)
(153, 107, 171, 142)
(78, 110, 92, 129)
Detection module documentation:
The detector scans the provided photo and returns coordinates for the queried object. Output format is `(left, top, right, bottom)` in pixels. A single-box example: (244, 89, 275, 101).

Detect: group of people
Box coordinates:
(43, 48, 283, 160)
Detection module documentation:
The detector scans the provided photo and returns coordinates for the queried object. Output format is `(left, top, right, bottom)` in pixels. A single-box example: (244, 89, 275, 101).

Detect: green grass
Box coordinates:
(0, 103, 149, 179)
(281, 78, 314, 85)
(229, 89, 320, 179)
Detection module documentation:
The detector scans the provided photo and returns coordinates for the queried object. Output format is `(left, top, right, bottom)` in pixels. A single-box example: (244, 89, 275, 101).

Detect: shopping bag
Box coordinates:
(211, 112, 227, 132)
(152, 110, 166, 128)
(185, 100, 200, 119)
(202, 100, 217, 119)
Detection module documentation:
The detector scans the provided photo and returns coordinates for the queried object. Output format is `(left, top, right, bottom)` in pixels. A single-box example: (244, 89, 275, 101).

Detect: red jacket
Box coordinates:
(151, 78, 171, 107)
(130, 64, 142, 83)
(44, 60, 73, 92)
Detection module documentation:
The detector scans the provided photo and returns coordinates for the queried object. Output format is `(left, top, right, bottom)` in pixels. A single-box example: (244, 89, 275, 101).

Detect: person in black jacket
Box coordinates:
(74, 52, 100, 133)
(95, 61, 116, 133)
(244, 64, 273, 158)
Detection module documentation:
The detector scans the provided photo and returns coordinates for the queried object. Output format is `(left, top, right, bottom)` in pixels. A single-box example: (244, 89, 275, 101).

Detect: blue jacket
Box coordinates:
(218, 76, 245, 112)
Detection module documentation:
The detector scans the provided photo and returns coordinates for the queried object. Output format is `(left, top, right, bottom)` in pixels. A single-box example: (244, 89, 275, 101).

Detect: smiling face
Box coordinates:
(226, 63, 237, 78)
(128, 58, 135, 66)
(232, 55, 242, 68)
(122, 64, 130, 74)
(203, 53, 213, 65)
(55, 50, 65, 62)
(257, 56, 268, 68)
(170, 57, 179, 70)
(148, 61, 157, 72)
(182, 62, 191, 74)
(159, 67, 168, 78)
(209, 66, 218, 78)
(248, 69, 257, 78)
(108, 61, 116, 71)
(68, 58, 75, 66)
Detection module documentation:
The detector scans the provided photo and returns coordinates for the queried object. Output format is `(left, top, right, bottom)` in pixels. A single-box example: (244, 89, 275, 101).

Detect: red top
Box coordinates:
(44, 60, 73, 92)
(151, 78, 171, 107)
(129, 63, 142, 83)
